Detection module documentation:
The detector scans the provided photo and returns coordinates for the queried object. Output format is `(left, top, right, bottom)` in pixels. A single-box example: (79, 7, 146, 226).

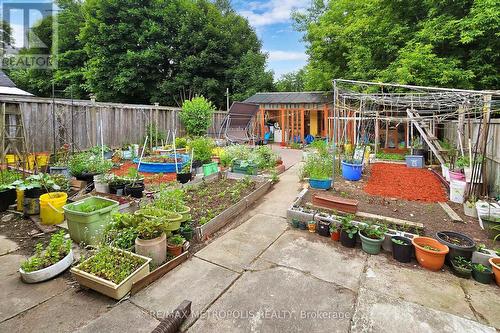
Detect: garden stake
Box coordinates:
(137, 136, 148, 172)
(189, 148, 194, 173)
(172, 130, 178, 174)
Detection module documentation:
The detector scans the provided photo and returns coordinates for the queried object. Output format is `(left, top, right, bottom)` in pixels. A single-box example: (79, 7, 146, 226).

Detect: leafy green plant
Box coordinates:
(89, 145, 111, 155)
(476, 244, 488, 254)
(452, 256, 472, 270)
(375, 152, 405, 161)
(168, 234, 185, 246)
(0, 170, 20, 191)
(136, 219, 164, 240)
(340, 215, 358, 239)
(392, 239, 406, 245)
(69, 152, 113, 176)
(77, 246, 146, 284)
(300, 154, 332, 180)
(144, 124, 167, 145)
(309, 139, 328, 156)
(21, 231, 71, 272)
(180, 96, 215, 136)
(13, 173, 61, 192)
(175, 137, 188, 149)
(456, 155, 470, 169)
(290, 142, 302, 149)
(360, 224, 386, 240)
(423, 245, 440, 252)
(188, 137, 215, 164)
(154, 187, 186, 212)
(219, 145, 251, 167)
(472, 263, 490, 273)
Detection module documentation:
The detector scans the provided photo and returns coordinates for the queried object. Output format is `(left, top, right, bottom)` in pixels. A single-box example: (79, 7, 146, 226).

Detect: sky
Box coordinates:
(233, 0, 309, 80)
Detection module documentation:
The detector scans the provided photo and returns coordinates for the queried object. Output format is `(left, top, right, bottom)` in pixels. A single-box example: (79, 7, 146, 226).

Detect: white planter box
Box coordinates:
(472, 249, 499, 267)
(19, 250, 74, 283)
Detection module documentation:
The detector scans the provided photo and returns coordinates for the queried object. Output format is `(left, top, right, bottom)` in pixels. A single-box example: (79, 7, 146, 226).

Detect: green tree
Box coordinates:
(275, 69, 306, 92)
(180, 96, 215, 136)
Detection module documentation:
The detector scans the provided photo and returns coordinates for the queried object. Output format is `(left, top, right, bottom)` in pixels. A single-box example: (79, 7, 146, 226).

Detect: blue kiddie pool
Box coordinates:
(134, 154, 189, 173)
(341, 161, 363, 181)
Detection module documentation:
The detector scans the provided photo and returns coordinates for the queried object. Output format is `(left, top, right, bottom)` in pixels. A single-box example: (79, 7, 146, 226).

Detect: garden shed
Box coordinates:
(244, 92, 333, 144)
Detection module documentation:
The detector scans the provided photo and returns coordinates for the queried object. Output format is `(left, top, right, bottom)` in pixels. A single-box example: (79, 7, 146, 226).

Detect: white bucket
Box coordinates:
(464, 164, 482, 183)
(441, 164, 450, 182)
(449, 180, 466, 204)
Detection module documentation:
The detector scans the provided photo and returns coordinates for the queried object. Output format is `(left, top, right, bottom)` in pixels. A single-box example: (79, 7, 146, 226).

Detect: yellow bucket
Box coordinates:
(16, 189, 24, 212)
(39, 192, 68, 225)
(5, 154, 16, 164)
(36, 153, 50, 167)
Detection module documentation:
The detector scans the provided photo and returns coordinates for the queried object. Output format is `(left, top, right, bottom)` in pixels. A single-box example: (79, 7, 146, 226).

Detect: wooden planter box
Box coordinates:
(312, 193, 359, 214)
(71, 249, 151, 300)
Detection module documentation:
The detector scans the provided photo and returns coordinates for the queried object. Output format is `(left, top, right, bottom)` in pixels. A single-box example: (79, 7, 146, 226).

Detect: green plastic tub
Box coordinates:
(202, 162, 218, 177)
(63, 196, 119, 245)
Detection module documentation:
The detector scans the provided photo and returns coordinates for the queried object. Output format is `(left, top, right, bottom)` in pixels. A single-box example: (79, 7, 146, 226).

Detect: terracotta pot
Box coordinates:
(412, 237, 449, 271)
(135, 233, 166, 266)
(167, 243, 183, 257)
(490, 258, 500, 286)
(331, 230, 340, 241)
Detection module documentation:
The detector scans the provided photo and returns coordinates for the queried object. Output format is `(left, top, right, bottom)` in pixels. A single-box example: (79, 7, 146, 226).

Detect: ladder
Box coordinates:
(407, 109, 446, 165)
(1, 102, 30, 169)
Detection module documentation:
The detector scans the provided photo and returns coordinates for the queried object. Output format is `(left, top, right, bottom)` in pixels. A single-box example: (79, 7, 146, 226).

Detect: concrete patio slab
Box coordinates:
(0, 254, 69, 323)
(0, 235, 19, 255)
(0, 288, 113, 332)
(363, 255, 475, 320)
(76, 301, 159, 333)
(188, 265, 356, 333)
(461, 279, 500, 329)
(350, 288, 496, 333)
(260, 229, 368, 291)
(131, 257, 239, 330)
(195, 214, 287, 273)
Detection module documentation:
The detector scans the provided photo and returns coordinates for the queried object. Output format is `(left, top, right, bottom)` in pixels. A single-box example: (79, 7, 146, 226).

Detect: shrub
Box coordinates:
(300, 154, 332, 180)
(188, 137, 215, 164)
(69, 152, 112, 176)
(180, 97, 215, 136)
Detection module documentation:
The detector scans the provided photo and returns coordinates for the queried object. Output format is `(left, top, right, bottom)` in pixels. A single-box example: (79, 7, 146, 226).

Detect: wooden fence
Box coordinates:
(0, 94, 228, 153)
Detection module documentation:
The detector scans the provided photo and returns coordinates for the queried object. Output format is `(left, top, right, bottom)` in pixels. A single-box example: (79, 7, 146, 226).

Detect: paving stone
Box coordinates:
(350, 288, 496, 333)
(0, 235, 19, 255)
(461, 279, 500, 329)
(259, 229, 368, 291)
(0, 254, 69, 323)
(132, 257, 239, 330)
(189, 265, 356, 333)
(362, 254, 475, 320)
(76, 301, 159, 333)
(195, 214, 287, 273)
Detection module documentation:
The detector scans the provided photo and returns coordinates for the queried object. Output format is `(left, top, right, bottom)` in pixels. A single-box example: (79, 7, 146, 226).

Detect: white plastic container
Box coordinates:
(19, 250, 74, 283)
(441, 164, 450, 182)
(476, 200, 500, 229)
(449, 179, 466, 203)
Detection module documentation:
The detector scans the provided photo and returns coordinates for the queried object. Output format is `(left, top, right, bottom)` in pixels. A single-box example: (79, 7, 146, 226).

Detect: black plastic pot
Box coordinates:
(436, 231, 476, 264)
(391, 236, 413, 263)
(472, 267, 493, 284)
(340, 230, 357, 248)
(0, 188, 16, 211)
(75, 173, 97, 191)
(192, 160, 202, 169)
(24, 187, 47, 199)
(413, 148, 426, 156)
(124, 183, 144, 198)
(451, 259, 472, 279)
(298, 220, 307, 230)
(317, 220, 331, 237)
(176, 172, 193, 184)
(181, 230, 194, 241)
(109, 183, 127, 195)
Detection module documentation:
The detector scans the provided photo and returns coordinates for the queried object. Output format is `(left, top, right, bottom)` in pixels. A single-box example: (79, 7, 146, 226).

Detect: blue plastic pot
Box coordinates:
(309, 178, 332, 190)
(341, 161, 362, 181)
(134, 154, 189, 173)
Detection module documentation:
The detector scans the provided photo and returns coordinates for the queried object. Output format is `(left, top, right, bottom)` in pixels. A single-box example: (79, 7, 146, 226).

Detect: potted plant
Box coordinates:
(472, 244, 499, 266)
(167, 235, 185, 257)
(341, 157, 363, 181)
(449, 155, 468, 181)
(330, 223, 340, 241)
(411, 137, 425, 157)
(108, 175, 127, 195)
(71, 246, 151, 300)
(124, 168, 145, 198)
(463, 195, 478, 218)
(316, 220, 331, 237)
(188, 137, 215, 173)
(451, 256, 472, 278)
(13, 173, 62, 215)
(298, 220, 307, 230)
(359, 224, 385, 255)
(19, 231, 73, 283)
(301, 154, 332, 189)
(291, 218, 300, 229)
(489, 258, 500, 286)
(179, 223, 194, 241)
(391, 236, 413, 263)
(471, 263, 493, 284)
(69, 152, 113, 186)
(50, 144, 71, 177)
(340, 215, 358, 248)
(307, 220, 316, 233)
(0, 170, 19, 212)
(412, 237, 449, 271)
(94, 174, 112, 193)
(135, 218, 167, 266)
(176, 164, 193, 184)
(436, 231, 476, 263)
(154, 188, 190, 223)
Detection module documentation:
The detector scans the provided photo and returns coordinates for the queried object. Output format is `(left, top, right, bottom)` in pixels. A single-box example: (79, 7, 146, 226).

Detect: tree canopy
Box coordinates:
(295, 0, 499, 91)
(8, 0, 273, 108)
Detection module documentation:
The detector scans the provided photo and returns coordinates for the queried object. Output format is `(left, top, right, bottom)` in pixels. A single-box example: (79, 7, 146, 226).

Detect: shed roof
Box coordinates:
(0, 70, 16, 87)
(244, 92, 332, 104)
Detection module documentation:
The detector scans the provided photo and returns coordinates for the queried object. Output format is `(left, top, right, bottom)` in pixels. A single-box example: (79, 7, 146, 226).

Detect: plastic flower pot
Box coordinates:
(307, 221, 316, 233)
(340, 230, 357, 248)
(298, 220, 307, 230)
(450, 259, 472, 279)
(19, 249, 74, 284)
(202, 162, 219, 177)
(135, 233, 167, 266)
(359, 232, 384, 255)
(472, 249, 499, 266)
(308, 178, 332, 190)
(449, 170, 465, 181)
(331, 230, 340, 241)
(391, 236, 413, 263)
(176, 172, 192, 184)
(177, 206, 191, 223)
(463, 203, 477, 218)
(291, 219, 300, 229)
(490, 258, 500, 286)
(341, 161, 362, 181)
(124, 183, 145, 198)
(0, 188, 16, 212)
(316, 220, 331, 237)
(109, 183, 126, 195)
(436, 231, 476, 264)
(412, 237, 449, 271)
(472, 266, 493, 284)
(75, 173, 97, 191)
(405, 155, 424, 168)
(181, 229, 194, 241)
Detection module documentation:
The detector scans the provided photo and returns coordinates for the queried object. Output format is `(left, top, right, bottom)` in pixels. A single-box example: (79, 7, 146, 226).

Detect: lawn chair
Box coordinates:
(218, 102, 259, 144)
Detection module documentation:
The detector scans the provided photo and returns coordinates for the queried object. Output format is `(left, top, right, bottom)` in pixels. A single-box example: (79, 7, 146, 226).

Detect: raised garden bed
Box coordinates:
(183, 172, 271, 240)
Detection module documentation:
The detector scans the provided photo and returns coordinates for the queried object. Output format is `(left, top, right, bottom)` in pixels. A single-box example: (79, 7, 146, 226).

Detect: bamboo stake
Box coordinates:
(137, 136, 148, 172)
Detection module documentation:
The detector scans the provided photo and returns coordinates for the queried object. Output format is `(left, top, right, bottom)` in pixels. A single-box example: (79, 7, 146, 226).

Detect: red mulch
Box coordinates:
(111, 161, 176, 185)
(364, 163, 447, 203)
